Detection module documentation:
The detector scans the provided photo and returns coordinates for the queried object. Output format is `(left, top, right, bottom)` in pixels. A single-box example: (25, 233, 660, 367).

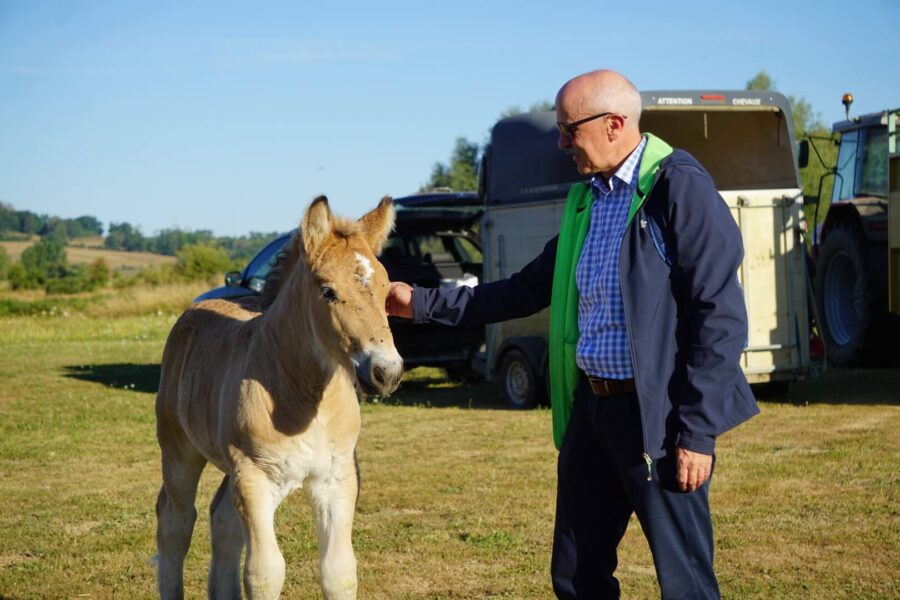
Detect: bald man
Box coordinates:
(388, 70, 758, 599)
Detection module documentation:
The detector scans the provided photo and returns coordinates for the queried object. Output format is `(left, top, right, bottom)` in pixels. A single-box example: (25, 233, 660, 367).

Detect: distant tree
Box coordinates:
(150, 228, 216, 256)
(745, 69, 825, 136)
(218, 232, 283, 262)
(73, 215, 103, 236)
(421, 137, 480, 192)
(745, 71, 775, 92)
(41, 218, 68, 242)
(18, 211, 46, 235)
(0, 204, 102, 241)
(0, 204, 18, 233)
(105, 222, 146, 252)
(422, 101, 555, 192)
(498, 100, 554, 120)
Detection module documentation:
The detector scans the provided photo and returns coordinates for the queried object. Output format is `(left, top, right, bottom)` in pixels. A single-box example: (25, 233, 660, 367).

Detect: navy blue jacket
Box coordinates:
(413, 150, 759, 457)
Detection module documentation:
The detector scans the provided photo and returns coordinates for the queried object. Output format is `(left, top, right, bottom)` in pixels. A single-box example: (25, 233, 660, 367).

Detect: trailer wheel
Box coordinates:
(814, 222, 889, 366)
(499, 349, 540, 409)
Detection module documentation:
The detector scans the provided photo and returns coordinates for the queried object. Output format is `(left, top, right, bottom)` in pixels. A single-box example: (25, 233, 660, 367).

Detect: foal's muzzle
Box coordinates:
(354, 351, 403, 396)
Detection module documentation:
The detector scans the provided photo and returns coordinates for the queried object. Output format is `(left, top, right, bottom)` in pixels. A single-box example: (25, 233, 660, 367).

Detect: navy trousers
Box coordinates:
(551, 381, 720, 599)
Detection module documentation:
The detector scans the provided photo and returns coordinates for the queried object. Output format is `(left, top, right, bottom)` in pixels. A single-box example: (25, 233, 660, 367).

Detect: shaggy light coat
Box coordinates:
(155, 197, 402, 599)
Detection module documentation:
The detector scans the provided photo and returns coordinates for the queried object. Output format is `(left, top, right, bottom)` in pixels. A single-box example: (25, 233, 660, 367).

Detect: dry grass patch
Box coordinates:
(0, 239, 175, 274)
(83, 283, 209, 319)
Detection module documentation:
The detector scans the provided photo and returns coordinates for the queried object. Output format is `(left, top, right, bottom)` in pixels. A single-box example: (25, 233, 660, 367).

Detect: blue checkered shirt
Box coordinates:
(575, 137, 647, 379)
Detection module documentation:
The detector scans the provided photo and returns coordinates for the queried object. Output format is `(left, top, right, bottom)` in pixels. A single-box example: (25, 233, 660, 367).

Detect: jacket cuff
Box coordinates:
(675, 430, 716, 455)
(411, 285, 431, 324)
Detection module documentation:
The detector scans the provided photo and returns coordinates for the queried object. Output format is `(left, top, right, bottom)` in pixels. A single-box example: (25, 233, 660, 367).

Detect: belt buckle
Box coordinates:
(599, 379, 612, 396)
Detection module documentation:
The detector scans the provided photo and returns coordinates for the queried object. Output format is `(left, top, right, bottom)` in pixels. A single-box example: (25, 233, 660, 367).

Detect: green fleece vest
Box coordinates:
(548, 133, 674, 449)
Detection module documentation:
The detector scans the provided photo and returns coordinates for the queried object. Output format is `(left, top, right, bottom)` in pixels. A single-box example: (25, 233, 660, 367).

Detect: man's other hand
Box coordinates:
(676, 447, 712, 492)
(386, 282, 414, 319)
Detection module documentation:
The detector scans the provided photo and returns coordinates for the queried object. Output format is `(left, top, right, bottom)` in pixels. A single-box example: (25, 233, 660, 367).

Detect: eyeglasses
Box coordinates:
(556, 112, 626, 139)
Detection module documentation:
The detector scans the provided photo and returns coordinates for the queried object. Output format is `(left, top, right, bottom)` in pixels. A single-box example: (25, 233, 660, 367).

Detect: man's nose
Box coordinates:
(558, 133, 571, 150)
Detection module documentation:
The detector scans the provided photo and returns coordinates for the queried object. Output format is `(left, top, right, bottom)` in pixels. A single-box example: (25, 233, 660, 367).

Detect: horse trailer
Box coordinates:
(478, 91, 820, 407)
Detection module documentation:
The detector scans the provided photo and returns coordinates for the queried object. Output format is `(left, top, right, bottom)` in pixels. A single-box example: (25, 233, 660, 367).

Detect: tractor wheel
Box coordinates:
(814, 223, 889, 366)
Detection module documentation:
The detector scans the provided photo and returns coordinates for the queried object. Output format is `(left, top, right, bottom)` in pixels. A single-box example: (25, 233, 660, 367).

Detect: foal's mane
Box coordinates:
(260, 214, 365, 309)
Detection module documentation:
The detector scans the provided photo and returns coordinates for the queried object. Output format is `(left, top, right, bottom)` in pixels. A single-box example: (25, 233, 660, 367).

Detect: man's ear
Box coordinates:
(358, 196, 395, 255)
(607, 113, 627, 141)
(301, 196, 332, 257)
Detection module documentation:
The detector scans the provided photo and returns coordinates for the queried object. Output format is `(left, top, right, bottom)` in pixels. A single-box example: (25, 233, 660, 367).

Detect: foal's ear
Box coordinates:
(302, 196, 332, 256)
(358, 196, 395, 255)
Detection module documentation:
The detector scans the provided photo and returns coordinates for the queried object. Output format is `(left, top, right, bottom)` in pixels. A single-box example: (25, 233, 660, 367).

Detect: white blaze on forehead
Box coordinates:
(354, 252, 375, 287)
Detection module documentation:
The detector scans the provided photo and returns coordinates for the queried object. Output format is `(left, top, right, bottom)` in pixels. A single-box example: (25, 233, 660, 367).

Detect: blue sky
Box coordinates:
(1, 0, 898, 237)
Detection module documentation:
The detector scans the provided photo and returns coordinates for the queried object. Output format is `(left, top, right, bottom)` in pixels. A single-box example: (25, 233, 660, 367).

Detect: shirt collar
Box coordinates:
(590, 136, 647, 197)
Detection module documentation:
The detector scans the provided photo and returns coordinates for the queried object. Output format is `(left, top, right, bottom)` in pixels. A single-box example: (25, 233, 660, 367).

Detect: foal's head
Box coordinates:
(295, 195, 403, 396)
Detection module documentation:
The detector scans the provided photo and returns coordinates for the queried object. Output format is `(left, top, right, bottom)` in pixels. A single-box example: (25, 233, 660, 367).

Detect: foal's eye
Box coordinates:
(321, 286, 338, 304)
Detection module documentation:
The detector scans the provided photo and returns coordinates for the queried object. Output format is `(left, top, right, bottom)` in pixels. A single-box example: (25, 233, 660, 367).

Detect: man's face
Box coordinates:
(556, 95, 616, 176)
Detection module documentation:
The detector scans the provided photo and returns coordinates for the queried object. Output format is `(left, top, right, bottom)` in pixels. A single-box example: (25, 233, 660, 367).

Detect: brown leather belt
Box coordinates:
(587, 376, 636, 397)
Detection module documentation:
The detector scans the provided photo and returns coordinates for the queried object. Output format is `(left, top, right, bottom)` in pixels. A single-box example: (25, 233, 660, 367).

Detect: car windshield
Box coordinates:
(245, 235, 290, 292)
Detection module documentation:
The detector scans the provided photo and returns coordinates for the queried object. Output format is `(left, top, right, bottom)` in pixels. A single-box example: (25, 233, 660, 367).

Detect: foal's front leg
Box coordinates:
(310, 450, 359, 600)
(231, 467, 285, 600)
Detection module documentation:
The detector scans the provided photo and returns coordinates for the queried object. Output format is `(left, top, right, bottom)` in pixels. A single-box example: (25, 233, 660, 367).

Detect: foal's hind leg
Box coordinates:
(208, 475, 244, 599)
(156, 443, 206, 599)
(309, 450, 359, 600)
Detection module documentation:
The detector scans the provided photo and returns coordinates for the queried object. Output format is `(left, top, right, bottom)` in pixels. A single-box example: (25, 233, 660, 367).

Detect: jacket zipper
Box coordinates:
(619, 212, 653, 482)
(621, 163, 668, 483)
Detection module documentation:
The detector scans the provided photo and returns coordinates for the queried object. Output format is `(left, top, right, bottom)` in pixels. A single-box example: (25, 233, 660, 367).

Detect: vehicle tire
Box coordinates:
(499, 349, 542, 410)
(814, 222, 889, 366)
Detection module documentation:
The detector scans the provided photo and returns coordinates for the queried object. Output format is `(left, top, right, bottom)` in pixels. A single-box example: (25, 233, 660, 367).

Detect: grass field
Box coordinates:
(0, 301, 898, 598)
(0, 239, 175, 275)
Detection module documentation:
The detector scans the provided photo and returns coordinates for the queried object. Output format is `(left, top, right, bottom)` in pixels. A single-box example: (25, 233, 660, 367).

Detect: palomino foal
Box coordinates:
(155, 197, 402, 599)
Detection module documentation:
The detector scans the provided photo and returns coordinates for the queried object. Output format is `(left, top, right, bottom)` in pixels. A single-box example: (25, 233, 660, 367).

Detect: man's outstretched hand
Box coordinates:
(386, 281, 414, 319)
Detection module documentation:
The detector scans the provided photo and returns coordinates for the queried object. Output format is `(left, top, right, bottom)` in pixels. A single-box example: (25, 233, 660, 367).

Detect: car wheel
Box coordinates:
(499, 349, 539, 409)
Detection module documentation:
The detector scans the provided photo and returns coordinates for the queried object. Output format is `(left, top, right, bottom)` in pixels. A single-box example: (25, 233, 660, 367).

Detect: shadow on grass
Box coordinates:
(60, 363, 511, 409)
(374, 375, 509, 410)
(760, 366, 900, 406)
(63, 363, 161, 394)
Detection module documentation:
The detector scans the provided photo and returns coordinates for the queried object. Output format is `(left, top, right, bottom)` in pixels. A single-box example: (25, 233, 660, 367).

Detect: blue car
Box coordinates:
(194, 192, 485, 377)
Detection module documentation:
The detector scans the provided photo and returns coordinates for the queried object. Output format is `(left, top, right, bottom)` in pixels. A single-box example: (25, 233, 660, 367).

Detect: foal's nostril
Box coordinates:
(372, 365, 386, 386)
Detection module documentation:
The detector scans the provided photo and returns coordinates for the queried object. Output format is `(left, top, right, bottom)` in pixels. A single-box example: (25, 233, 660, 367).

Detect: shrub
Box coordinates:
(0, 246, 9, 281)
(45, 273, 95, 294)
(88, 258, 111, 287)
(21, 238, 67, 277)
(175, 243, 234, 281)
(8, 263, 39, 290)
(134, 264, 181, 286)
